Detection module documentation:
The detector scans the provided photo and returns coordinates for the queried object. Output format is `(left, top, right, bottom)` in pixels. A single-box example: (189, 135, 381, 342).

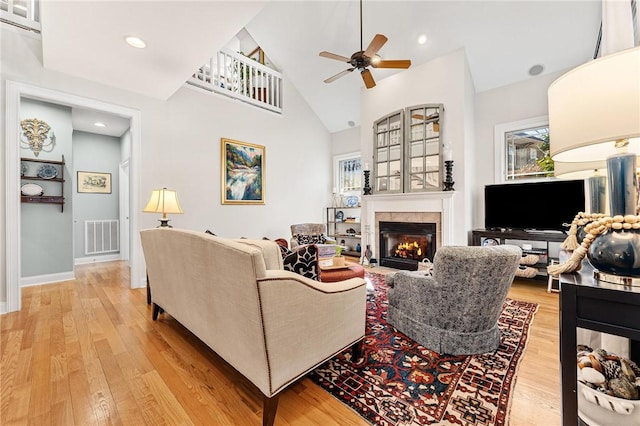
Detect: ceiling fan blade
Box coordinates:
(324, 68, 355, 83)
(361, 69, 376, 89)
(319, 51, 351, 63)
(373, 59, 412, 69)
(363, 34, 388, 57)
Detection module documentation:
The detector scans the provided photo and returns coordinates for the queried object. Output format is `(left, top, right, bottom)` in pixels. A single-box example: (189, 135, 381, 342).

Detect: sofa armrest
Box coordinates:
(233, 239, 284, 270)
(256, 270, 367, 394)
(387, 271, 445, 309)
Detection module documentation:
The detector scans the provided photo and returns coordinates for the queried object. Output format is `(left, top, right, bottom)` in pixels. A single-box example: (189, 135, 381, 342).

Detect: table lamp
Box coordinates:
(143, 187, 183, 227)
(546, 0, 640, 281)
(547, 47, 640, 281)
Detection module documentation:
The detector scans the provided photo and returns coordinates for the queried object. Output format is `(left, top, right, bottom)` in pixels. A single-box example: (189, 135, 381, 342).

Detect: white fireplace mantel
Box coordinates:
(361, 191, 455, 259)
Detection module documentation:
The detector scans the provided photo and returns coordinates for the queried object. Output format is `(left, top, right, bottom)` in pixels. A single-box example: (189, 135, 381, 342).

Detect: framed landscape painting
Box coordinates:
(221, 138, 265, 204)
(77, 171, 112, 194)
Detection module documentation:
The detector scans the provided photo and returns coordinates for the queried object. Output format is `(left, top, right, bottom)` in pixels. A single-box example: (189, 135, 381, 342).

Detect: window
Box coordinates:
(495, 116, 554, 182)
(334, 152, 361, 194)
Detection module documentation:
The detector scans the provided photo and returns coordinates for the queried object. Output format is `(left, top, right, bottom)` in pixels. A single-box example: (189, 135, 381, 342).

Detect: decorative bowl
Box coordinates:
(578, 382, 640, 426)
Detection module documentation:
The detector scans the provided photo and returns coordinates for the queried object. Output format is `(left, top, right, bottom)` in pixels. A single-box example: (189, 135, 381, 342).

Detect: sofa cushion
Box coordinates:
(294, 233, 327, 245)
(283, 244, 319, 280)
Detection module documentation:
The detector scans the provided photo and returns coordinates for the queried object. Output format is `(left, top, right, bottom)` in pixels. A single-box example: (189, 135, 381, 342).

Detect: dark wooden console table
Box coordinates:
(559, 258, 640, 425)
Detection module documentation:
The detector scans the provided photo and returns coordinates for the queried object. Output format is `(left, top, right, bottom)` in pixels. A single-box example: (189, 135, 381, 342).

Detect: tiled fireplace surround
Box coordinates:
(361, 192, 455, 261)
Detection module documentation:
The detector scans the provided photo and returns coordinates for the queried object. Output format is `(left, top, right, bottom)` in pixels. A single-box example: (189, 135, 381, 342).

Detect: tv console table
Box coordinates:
(471, 229, 567, 280)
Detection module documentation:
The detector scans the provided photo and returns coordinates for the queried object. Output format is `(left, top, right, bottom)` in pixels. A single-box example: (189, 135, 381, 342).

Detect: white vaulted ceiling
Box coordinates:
(38, 1, 602, 133)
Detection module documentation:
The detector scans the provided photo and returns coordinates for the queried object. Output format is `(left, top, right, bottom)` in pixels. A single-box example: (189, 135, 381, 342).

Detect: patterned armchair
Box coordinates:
(290, 223, 336, 252)
(386, 245, 521, 355)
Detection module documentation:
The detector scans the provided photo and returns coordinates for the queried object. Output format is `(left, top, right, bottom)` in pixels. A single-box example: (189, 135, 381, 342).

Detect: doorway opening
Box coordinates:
(5, 81, 143, 313)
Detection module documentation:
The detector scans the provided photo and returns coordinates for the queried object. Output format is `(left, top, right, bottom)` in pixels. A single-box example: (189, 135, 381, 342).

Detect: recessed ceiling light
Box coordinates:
(418, 34, 428, 45)
(125, 36, 146, 49)
(94, 122, 106, 128)
(529, 64, 544, 76)
(348, 120, 356, 127)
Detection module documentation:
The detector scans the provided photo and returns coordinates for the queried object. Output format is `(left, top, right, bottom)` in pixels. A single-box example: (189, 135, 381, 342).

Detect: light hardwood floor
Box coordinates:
(0, 261, 560, 425)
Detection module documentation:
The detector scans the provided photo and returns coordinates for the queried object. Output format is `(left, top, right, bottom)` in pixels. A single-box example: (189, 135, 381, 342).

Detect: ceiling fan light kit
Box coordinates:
(319, 0, 411, 89)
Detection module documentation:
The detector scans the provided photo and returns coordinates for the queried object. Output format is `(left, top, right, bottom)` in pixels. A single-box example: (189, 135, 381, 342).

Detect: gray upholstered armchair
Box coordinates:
(290, 223, 336, 251)
(386, 245, 521, 355)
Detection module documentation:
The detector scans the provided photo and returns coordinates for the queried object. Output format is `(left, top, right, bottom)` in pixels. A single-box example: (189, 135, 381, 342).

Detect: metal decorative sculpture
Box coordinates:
(20, 118, 56, 157)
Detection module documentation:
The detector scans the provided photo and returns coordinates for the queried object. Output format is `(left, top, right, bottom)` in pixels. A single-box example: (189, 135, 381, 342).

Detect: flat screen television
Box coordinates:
(484, 180, 586, 232)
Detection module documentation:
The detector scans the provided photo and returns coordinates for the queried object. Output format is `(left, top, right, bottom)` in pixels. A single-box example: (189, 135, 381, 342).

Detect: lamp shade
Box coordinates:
(549, 46, 640, 162)
(143, 188, 183, 218)
(553, 160, 607, 179)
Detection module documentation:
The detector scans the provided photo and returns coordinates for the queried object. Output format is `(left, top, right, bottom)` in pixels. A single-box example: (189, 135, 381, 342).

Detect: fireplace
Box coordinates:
(379, 221, 436, 270)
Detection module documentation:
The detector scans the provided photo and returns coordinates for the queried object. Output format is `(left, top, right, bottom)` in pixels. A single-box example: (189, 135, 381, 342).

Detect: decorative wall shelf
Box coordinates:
(20, 155, 65, 212)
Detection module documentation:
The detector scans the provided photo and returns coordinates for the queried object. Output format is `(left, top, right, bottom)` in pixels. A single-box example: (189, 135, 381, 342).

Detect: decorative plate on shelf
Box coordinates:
(21, 183, 44, 196)
(21, 162, 27, 176)
(482, 238, 500, 246)
(345, 195, 359, 207)
(37, 164, 58, 179)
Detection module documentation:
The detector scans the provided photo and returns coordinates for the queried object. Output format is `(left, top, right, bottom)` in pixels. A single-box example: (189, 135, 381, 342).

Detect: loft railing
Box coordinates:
(188, 49, 283, 114)
(0, 0, 40, 32)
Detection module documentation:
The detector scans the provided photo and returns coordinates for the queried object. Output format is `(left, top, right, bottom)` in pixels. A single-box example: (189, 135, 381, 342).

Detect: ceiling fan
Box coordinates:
(319, 0, 411, 89)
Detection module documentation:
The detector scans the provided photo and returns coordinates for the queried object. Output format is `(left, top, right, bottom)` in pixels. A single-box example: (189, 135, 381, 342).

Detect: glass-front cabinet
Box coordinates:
(373, 104, 444, 194)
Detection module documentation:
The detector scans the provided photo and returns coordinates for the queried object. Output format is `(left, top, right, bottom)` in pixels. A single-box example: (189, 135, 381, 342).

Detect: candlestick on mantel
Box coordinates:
(363, 170, 372, 195)
(443, 160, 455, 191)
(443, 142, 453, 162)
(364, 162, 370, 171)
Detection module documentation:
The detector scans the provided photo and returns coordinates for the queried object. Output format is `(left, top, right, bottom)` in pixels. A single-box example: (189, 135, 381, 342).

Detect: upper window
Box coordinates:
(334, 152, 361, 194)
(495, 117, 554, 182)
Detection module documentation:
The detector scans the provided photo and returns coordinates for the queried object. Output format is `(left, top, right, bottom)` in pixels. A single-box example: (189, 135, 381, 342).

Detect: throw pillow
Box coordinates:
(294, 233, 327, 245)
(283, 244, 319, 281)
(278, 243, 292, 258)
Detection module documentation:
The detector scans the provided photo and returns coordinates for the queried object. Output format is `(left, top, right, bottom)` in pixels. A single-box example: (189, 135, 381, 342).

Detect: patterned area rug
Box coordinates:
(309, 272, 538, 426)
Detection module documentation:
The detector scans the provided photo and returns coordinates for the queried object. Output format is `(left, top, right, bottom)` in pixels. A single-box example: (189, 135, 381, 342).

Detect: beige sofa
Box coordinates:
(140, 228, 367, 425)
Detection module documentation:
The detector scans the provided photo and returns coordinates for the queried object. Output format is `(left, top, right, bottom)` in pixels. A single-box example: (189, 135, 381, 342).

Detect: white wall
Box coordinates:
(331, 126, 360, 156)
(360, 49, 472, 245)
(1, 26, 332, 307)
(473, 70, 564, 228)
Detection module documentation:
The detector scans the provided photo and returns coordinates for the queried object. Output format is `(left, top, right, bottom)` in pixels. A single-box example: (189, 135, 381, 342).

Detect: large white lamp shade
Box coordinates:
(549, 46, 640, 163)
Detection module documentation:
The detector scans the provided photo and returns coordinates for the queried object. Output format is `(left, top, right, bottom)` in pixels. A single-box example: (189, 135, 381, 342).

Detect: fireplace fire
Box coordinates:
(379, 221, 436, 270)
(394, 241, 423, 260)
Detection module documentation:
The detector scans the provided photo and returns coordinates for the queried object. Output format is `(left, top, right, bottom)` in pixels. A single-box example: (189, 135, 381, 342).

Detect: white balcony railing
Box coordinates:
(0, 0, 40, 32)
(188, 49, 283, 114)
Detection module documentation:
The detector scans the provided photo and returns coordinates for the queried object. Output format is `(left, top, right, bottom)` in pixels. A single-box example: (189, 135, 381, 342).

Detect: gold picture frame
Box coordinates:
(77, 171, 112, 194)
(221, 138, 265, 204)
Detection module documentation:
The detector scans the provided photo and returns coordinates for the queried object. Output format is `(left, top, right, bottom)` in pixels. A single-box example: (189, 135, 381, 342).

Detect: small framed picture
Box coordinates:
(77, 171, 111, 194)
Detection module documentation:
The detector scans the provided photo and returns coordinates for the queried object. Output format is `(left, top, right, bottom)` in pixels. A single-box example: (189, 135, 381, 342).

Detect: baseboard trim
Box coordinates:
(0, 302, 6, 315)
(75, 254, 121, 265)
(21, 271, 75, 287)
